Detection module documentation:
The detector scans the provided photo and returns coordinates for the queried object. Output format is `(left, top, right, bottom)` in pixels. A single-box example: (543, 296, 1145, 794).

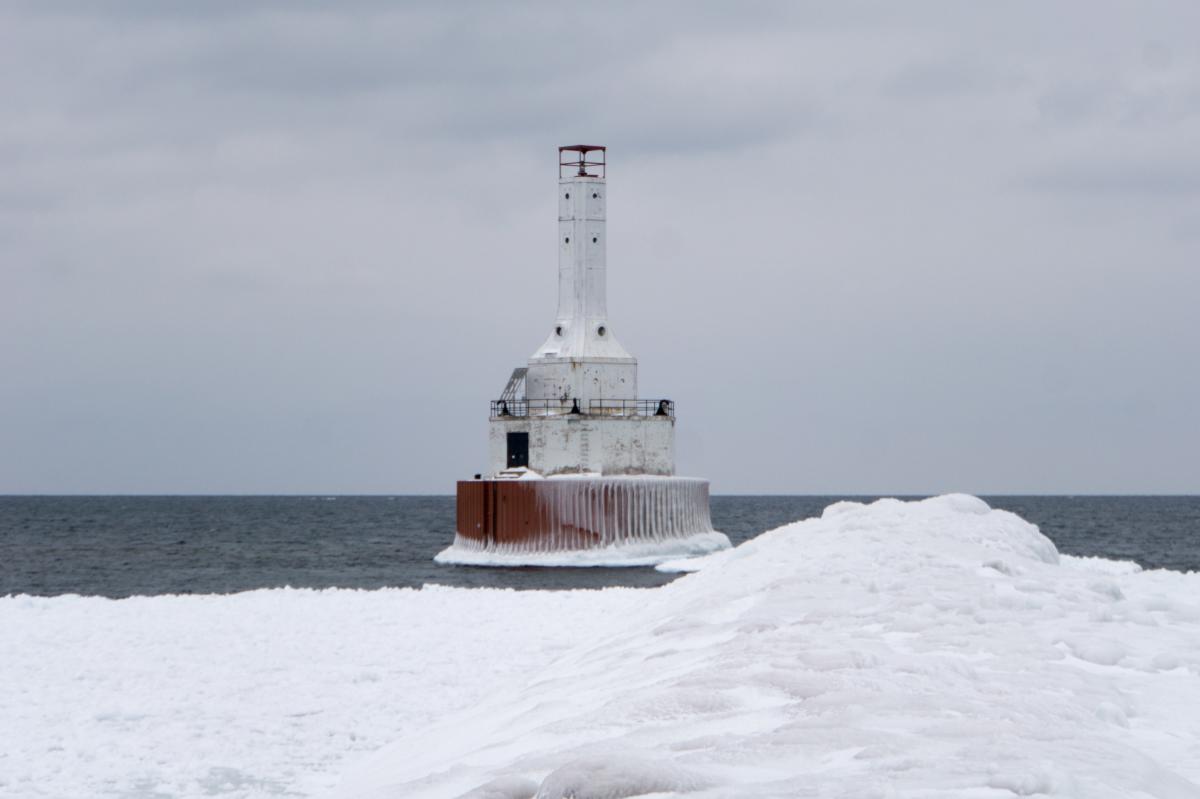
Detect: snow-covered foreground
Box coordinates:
(341, 496, 1200, 799)
(0, 584, 644, 798)
(4, 496, 1200, 799)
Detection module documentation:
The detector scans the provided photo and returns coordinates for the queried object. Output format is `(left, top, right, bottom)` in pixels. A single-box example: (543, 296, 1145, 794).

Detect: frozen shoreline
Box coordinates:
(435, 530, 732, 568)
(5, 495, 1199, 799)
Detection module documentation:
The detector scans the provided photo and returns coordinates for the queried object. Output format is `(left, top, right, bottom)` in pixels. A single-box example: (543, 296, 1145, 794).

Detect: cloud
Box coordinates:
(2, 1, 1199, 492)
(882, 57, 1020, 101)
(1027, 162, 1200, 198)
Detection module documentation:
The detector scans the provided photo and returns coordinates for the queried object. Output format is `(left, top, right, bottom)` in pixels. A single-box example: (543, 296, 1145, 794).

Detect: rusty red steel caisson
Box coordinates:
(454, 478, 715, 554)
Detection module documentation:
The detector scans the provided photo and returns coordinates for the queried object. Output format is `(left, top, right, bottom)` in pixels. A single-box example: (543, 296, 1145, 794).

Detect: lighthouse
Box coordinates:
(439, 146, 731, 565)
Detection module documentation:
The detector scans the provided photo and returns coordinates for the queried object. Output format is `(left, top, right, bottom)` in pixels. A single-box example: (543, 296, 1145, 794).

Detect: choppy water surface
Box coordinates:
(1, 495, 1197, 597)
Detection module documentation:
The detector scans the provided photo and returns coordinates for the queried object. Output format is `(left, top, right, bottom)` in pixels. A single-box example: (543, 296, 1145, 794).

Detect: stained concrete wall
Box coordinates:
(524, 357, 637, 408)
(489, 415, 674, 477)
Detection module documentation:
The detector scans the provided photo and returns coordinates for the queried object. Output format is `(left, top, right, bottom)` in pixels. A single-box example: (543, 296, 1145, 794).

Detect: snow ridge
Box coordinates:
(340, 495, 1200, 799)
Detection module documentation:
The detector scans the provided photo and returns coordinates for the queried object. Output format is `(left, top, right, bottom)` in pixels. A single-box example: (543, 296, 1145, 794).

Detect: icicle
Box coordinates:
(458, 477, 716, 555)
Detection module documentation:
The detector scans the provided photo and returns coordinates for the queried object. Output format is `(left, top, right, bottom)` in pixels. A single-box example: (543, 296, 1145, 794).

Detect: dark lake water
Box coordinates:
(1, 496, 1197, 598)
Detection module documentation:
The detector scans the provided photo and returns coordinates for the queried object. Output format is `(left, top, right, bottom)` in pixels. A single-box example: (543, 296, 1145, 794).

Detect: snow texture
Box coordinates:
(0, 586, 645, 798)
(341, 495, 1200, 799)
(4, 495, 1200, 799)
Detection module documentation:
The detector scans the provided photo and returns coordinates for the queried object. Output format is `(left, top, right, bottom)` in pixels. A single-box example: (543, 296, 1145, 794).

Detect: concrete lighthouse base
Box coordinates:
(437, 476, 731, 567)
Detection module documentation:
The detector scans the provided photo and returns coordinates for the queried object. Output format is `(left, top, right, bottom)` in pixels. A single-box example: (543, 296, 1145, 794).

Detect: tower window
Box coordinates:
(555, 326, 562, 336)
(592, 237, 598, 243)
(597, 326, 606, 337)
(564, 237, 570, 243)
(592, 193, 598, 198)
(565, 193, 570, 199)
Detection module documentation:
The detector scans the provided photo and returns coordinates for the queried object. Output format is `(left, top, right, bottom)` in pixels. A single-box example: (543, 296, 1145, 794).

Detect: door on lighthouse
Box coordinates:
(506, 432, 529, 469)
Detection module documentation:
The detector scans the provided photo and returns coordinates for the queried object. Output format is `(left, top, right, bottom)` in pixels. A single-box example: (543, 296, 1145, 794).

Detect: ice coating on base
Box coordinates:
(342, 495, 1200, 799)
(441, 476, 731, 565)
(436, 531, 732, 568)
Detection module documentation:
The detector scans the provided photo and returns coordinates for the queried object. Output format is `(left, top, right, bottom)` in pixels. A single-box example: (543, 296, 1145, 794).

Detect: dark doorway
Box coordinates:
(506, 432, 529, 469)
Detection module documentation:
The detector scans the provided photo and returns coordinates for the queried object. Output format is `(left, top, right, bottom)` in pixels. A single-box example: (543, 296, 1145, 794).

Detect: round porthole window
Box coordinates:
(597, 326, 606, 337)
(592, 193, 598, 199)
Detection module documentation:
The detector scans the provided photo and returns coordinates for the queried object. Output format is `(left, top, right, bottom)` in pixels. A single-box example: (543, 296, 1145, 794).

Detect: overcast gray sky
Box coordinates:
(2, 1, 1198, 494)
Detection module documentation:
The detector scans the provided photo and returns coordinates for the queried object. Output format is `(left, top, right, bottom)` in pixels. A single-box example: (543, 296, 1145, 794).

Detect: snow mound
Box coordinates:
(435, 532, 731, 568)
(340, 495, 1200, 799)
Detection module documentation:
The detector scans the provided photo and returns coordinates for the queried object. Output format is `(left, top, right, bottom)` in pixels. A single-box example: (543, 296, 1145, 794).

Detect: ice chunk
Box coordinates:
(457, 776, 539, 799)
(533, 755, 709, 798)
(1059, 635, 1127, 666)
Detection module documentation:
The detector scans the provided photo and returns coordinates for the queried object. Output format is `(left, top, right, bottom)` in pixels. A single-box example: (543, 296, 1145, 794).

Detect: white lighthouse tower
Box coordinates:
(489, 146, 674, 478)
(441, 146, 729, 565)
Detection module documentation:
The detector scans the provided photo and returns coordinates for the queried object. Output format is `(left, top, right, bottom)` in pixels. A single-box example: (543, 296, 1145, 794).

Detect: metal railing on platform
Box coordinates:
(490, 398, 674, 420)
(589, 399, 674, 418)
(490, 399, 569, 418)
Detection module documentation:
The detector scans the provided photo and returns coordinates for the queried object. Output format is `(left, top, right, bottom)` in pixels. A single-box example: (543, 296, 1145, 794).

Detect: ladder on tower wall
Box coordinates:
(499, 368, 527, 402)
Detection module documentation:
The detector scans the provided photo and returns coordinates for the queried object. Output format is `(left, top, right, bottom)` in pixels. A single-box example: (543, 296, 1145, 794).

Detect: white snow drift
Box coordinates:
(4, 496, 1199, 799)
(341, 495, 1200, 799)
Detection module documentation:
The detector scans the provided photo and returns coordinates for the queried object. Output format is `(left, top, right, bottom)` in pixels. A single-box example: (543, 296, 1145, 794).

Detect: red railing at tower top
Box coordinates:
(559, 145, 606, 178)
